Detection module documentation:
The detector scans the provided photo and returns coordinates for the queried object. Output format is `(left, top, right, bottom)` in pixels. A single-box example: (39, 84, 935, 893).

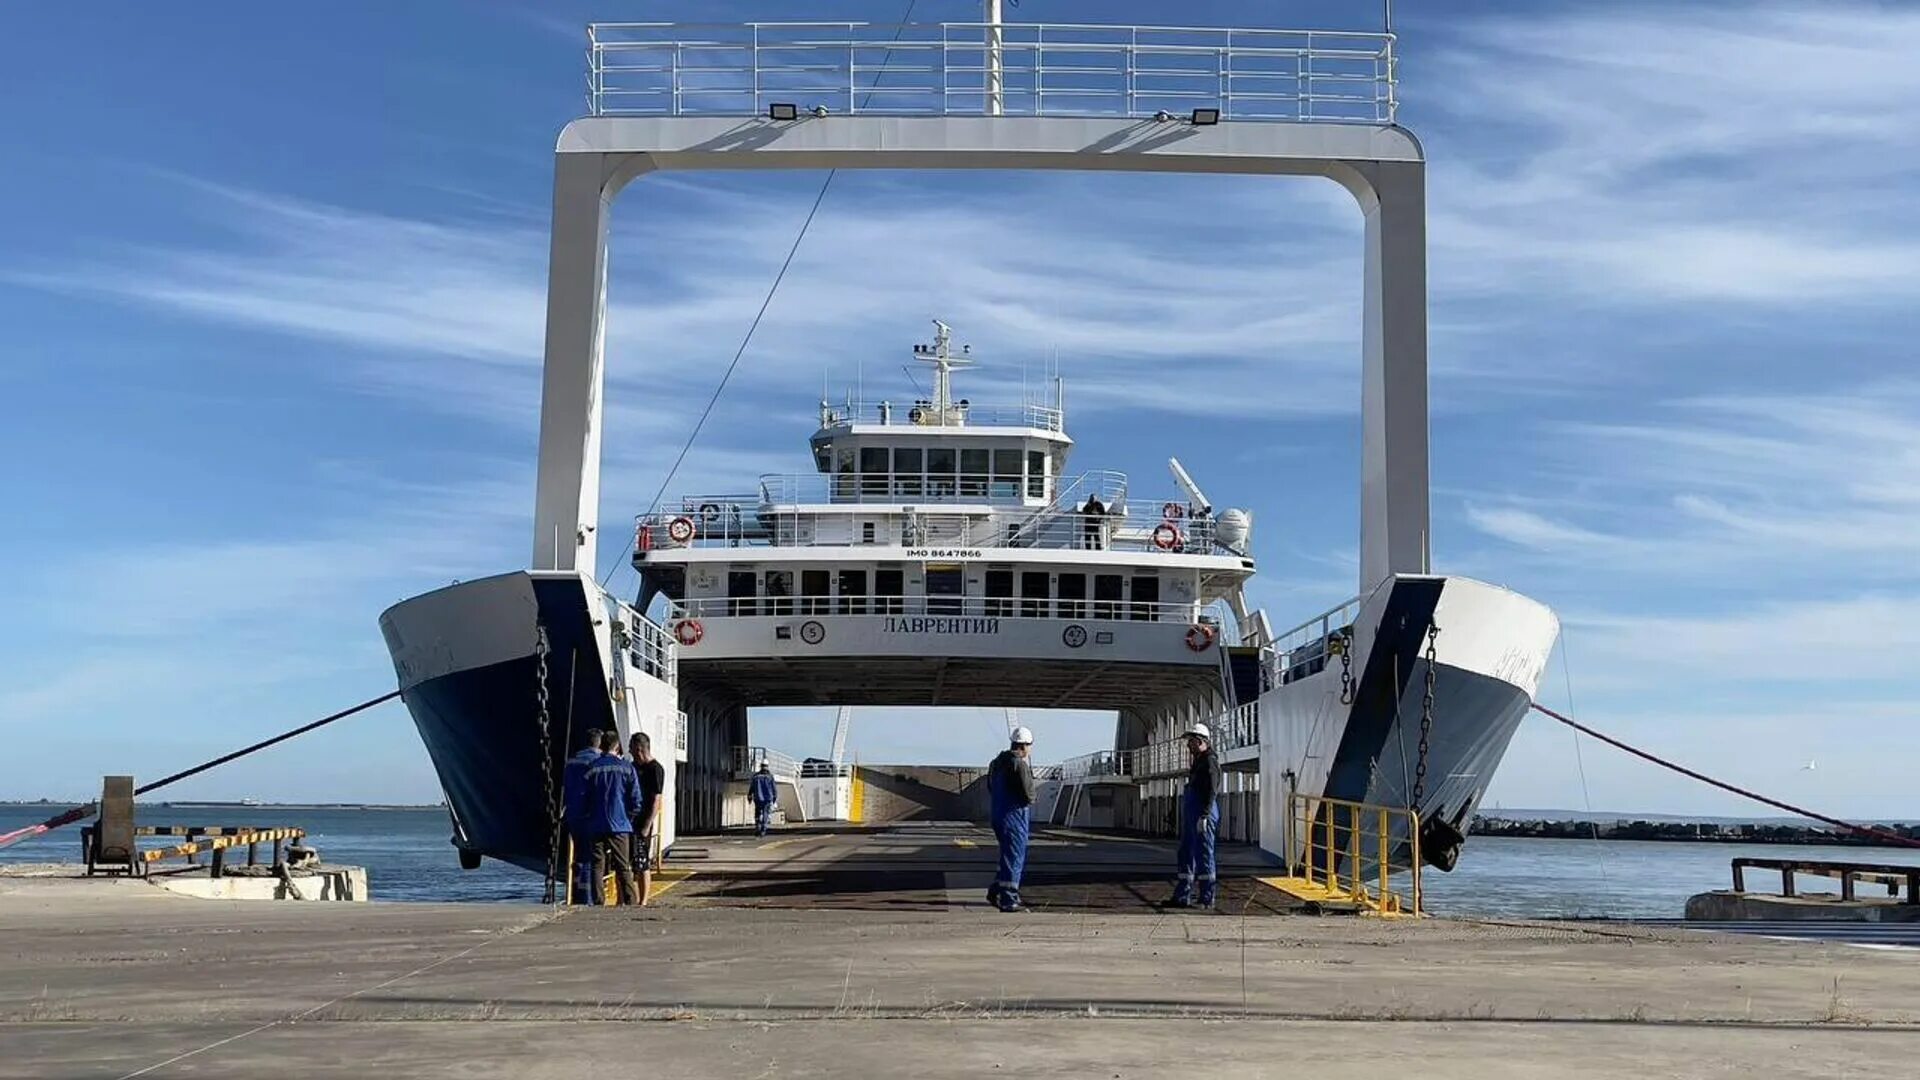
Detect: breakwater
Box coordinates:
(1471, 816, 1920, 847)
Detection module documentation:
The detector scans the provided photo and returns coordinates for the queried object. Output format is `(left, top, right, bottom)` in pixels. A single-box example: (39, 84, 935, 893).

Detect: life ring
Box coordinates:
(1185, 623, 1216, 652)
(1162, 501, 1185, 521)
(635, 522, 654, 553)
(697, 502, 722, 523)
(673, 619, 704, 646)
(1151, 522, 1183, 550)
(666, 516, 696, 544)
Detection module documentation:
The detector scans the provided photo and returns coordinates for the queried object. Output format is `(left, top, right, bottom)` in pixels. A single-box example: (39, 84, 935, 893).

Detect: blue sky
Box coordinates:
(3, 1, 1917, 818)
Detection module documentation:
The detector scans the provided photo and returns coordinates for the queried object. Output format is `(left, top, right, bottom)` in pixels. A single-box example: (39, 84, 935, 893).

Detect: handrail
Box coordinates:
(733, 745, 801, 780)
(819, 400, 1064, 431)
(1287, 793, 1422, 916)
(1124, 702, 1259, 779)
(585, 21, 1397, 123)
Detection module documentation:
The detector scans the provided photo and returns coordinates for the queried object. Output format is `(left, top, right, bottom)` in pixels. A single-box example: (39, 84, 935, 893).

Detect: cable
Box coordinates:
(1529, 701, 1920, 850)
(600, 0, 923, 589)
(0, 690, 401, 851)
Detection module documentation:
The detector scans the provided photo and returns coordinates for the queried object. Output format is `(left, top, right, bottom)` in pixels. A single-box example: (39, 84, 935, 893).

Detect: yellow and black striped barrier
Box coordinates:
(139, 827, 306, 876)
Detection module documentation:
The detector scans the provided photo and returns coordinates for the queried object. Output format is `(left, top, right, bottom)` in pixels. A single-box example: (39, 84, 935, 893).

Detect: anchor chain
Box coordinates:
(1336, 629, 1355, 705)
(1411, 622, 1438, 808)
(534, 624, 561, 905)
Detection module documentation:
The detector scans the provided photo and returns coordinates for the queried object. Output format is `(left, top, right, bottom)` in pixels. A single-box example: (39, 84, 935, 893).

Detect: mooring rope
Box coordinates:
(0, 690, 400, 851)
(1529, 701, 1920, 850)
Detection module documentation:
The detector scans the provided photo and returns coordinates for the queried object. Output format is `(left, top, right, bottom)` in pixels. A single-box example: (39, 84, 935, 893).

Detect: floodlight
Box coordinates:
(1190, 107, 1221, 126)
(769, 102, 799, 121)
(811, 104, 830, 117)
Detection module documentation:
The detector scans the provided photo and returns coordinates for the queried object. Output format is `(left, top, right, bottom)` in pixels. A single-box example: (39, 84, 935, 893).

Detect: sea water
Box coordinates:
(3, 804, 1906, 916)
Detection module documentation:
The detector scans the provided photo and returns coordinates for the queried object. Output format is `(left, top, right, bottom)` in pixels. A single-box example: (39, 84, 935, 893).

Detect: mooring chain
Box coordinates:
(534, 624, 560, 905)
(1336, 629, 1355, 705)
(1412, 622, 1439, 808)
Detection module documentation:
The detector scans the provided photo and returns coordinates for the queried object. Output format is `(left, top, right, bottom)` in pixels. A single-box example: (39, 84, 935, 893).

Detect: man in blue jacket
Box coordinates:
(1169, 721, 1221, 910)
(986, 726, 1036, 912)
(561, 728, 603, 904)
(749, 762, 778, 838)
(584, 730, 644, 905)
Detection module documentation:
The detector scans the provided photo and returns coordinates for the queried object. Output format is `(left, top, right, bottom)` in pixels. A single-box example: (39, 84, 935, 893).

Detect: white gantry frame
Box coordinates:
(531, 114, 1430, 592)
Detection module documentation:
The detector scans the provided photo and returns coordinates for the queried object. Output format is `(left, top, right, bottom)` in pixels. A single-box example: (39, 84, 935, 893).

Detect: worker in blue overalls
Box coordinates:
(1169, 721, 1221, 910)
(749, 762, 778, 838)
(561, 728, 604, 904)
(986, 726, 1036, 912)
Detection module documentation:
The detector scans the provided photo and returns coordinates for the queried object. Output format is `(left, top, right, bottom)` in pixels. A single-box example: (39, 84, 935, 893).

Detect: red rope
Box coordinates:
(1530, 702, 1920, 850)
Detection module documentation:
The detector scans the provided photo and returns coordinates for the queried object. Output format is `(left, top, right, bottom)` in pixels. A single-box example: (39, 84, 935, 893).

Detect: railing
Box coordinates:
(610, 596, 677, 686)
(734, 745, 801, 780)
(1272, 594, 1362, 685)
(1053, 750, 1124, 781)
(670, 595, 1205, 625)
(1125, 702, 1259, 778)
(800, 760, 853, 779)
(674, 710, 688, 754)
(586, 22, 1397, 124)
(636, 491, 1224, 556)
(1286, 794, 1422, 916)
(820, 400, 1064, 431)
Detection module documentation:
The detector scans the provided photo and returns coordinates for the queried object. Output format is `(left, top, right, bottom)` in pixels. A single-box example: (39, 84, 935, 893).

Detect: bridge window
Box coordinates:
(875, 568, 905, 614)
(983, 569, 1013, 616)
(801, 569, 831, 615)
(1057, 573, 1086, 619)
(927, 448, 957, 497)
(992, 449, 1022, 498)
(1021, 571, 1050, 619)
(859, 447, 890, 497)
(765, 570, 793, 616)
(961, 448, 989, 497)
(837, 569, 868, 615)
(1027, 450, 1047, 499)
(1094, 574, 1123, 620)
(1130, 575, 1160, 621)
(834, 448, 855, 499)
(727, 571, 758, 617)
(893, 447, 923, 496)
(926, 565, 964, 615)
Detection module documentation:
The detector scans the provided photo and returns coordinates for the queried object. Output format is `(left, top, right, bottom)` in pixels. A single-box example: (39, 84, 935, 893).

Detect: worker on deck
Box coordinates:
(562, 728, 603, 904)
(584, 730, 644, 905)
(749, 762, 778, 838)
(1169, 721, 1222, 910)
(986, 726, 1037, 912)
(630, 731, 666, 906)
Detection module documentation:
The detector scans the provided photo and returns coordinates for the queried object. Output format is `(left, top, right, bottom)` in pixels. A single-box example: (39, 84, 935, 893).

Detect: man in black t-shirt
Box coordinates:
(629, 731, 668, 906)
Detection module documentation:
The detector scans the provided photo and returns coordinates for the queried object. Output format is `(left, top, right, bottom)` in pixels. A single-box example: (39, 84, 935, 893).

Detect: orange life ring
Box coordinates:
(666, 516, 696, 544)
(1152, 522, 1183, 550)
(1162, 501, 1185, 521)
(673, 619, 704, 646)
(1185, 623, 1216, 652)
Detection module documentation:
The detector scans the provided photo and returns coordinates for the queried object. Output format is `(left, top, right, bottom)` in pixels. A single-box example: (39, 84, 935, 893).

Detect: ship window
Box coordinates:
(926, 565, 965, 615)
(801, 569, 831, 615)
(984, 569, 1013, 617)
(838, 569, 868, 615)
(960, 448, 989, 497)
(927, 447, 957, 497)
(1027, 450, 1047, 498)
(834, 447, 855, 499)
(862, 521, 877, 544)
(992, 449, 1022, 498)
(1057, 573, 1086, 620)
(893, 447, 923, 496)
(727, 571, 758, 617)
(1021, 571, 1050, 619)
(1094, 574, 1124, 620)
(765, 570, 794, 616)
(875, 568, 905, 614)
(859, 447, 889, 497)
(1130, 575, 1160, 621)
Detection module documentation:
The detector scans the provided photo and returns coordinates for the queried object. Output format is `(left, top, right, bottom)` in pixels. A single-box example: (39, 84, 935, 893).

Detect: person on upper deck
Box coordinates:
(1081, 495, 1107, 550)
(987, 727, 1037, 912)
(1167, 722, 1222, 910)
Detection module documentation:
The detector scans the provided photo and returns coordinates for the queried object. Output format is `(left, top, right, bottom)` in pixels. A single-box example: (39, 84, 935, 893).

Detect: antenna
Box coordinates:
(911, 319, 974, 424)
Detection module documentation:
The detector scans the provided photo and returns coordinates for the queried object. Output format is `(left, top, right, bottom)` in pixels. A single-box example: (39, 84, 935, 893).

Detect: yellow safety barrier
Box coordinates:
(139, 827, 305, 867)
(1260, 794, 1422, 916)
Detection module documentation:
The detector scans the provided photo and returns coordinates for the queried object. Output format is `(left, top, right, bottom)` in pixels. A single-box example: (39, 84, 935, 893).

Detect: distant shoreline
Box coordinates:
(1472, 815, 1920, 847)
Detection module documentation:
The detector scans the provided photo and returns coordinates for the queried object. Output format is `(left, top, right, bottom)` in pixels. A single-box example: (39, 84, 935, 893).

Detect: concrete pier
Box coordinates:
(5, 865, 1919, 1078)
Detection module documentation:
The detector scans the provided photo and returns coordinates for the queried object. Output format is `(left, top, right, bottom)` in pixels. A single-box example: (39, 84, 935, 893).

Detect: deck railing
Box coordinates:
(669, 595, 1206, 625)
(1124, 701, 1260, 779)
(820, 400, 1064, 431)
(586, 22, 1397, 124)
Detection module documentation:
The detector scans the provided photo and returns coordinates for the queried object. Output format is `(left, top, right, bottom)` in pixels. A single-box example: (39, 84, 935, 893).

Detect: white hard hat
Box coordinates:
(1010, 726, 1035, 745)
(1183, 722, 1212, 741)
